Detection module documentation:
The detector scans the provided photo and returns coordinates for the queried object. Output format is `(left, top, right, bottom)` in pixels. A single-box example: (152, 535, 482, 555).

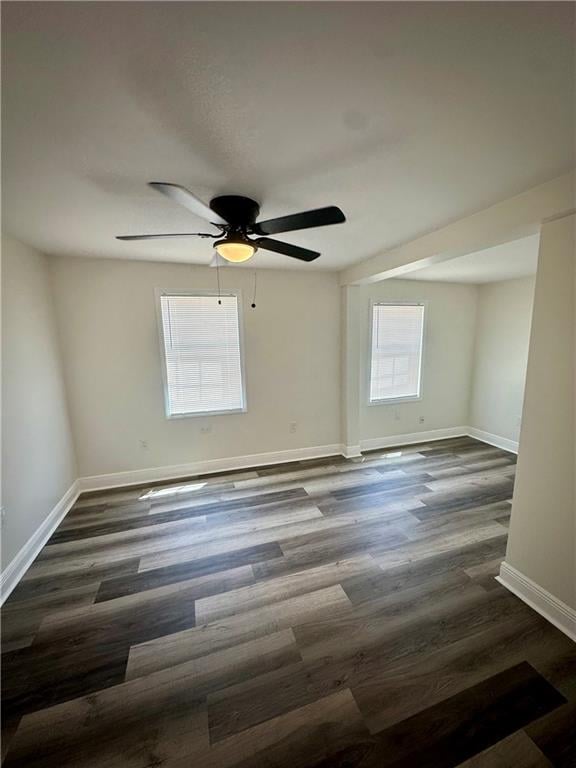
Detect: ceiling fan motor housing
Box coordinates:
(210, 195, 260, 230)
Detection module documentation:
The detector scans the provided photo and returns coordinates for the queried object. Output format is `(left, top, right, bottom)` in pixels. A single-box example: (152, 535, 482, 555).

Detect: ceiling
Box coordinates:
(2, 2, 574, 271)
(401, 235, 539, 284)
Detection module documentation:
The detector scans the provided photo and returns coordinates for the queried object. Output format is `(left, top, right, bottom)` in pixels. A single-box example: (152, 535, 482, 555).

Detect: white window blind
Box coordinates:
(369, 303, 424, 402)
(159, 293, 245, 417)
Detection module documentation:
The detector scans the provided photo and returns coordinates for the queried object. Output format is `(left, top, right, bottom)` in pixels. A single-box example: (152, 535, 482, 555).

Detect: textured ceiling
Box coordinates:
(2, 2, 574, 270)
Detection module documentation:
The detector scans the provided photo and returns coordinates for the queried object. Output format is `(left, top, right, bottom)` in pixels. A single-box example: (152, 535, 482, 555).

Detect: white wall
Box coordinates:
(1, 234, 77, 569)
(504, 212, 575, 610)
(470, 277, 535, 446)
(357, 279, 478, 444)
(50, 256, 341, 478)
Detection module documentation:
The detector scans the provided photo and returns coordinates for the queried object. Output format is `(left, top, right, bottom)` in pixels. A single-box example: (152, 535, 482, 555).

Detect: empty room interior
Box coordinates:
(1, 2, 575, 767)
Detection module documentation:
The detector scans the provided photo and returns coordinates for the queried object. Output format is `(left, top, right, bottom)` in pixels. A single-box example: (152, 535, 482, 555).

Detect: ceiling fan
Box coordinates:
(117, 183, 346, 263)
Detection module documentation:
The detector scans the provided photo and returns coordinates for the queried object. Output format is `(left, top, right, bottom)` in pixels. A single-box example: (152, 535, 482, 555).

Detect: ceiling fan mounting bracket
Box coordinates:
(210, 195, 260, 230)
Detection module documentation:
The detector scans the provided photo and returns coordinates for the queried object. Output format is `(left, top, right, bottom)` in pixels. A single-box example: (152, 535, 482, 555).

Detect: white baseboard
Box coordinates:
(78, 443, 344, 492)
(467, 427, 518, 454)
(0, 481, 80, 605)
(360, 426, 468, 453)
(79, 426, 500, 492)
(32, 429, 516, 497)
(0, 429, 522, 603)
(497, 562, 576, 643)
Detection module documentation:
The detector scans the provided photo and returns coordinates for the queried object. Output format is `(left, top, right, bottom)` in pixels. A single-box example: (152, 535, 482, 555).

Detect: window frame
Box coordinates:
(367, 299, 426, 406)
(155, 288, 248, 419)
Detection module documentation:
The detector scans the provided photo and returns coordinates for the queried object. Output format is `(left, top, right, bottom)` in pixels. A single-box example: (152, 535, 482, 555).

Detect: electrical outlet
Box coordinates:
(139, 440, 149, 450)
(0, 507, 5, 528)
(289, 422, 297, 433)
(418, 416, 425, 424)
(200, 425, 212, 434)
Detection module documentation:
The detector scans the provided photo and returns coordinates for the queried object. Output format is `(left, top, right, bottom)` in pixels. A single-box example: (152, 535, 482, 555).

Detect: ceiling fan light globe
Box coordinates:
(214, 239, 256, 263)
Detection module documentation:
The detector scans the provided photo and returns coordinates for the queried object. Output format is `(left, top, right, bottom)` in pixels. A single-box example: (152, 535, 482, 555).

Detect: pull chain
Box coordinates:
(251, 269, 257, 309)
(216, 259, 222, 305)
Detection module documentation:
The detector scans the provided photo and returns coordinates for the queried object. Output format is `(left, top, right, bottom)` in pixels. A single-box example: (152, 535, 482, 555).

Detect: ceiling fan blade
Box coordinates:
(149, 182, 228, 225)
(253, 206, 345, 236)
(255, 237, 320, 262)
(116, 232, 216, 241)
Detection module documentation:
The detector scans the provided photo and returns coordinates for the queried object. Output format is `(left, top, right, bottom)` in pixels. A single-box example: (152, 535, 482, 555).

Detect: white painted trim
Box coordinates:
(360, 426, 468, 452)
(467, 427, 518, 454)
(367, 300, 426, 407)
(497, 562, 576, 643)
(155, 289, 248, 420)
(77, 426, 516, 491)
(0, 430, 522, 603)
(0, 481, 81, 605)
(361, 426, 518, 454)
(78, 444, 345, 492)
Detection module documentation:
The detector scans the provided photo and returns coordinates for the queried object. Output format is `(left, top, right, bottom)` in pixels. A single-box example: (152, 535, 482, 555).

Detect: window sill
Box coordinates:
(368, 396, 422, 406)
(166, 407, 247, 419)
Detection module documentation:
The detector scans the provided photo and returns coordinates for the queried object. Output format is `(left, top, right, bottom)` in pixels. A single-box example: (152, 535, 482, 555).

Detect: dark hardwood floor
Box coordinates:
(1, 436, 575, 767)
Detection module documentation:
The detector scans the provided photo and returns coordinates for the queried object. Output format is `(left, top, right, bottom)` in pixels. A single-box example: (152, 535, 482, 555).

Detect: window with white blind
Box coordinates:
(369, 302, 425, 403)
(158, 292, 246, 417)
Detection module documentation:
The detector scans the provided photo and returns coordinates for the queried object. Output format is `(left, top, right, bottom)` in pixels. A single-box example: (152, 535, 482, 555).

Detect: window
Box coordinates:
(158, 292, 246, 417)
(369, 302, 424, 403)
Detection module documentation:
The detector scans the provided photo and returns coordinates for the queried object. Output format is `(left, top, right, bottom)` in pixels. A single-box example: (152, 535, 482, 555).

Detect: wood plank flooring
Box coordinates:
(2, 437, 575, 767)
